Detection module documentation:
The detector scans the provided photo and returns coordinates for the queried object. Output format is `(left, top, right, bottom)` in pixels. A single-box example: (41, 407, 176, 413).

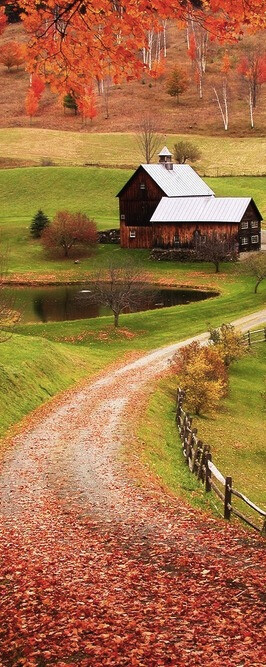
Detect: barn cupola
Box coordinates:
(158, 146, 173, 170)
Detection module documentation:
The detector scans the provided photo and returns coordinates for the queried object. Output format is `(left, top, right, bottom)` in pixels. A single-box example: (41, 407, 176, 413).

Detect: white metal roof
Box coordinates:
(151, 197, 253, 223)
(141, 164, 214, 197)
(158, 146, 173, 156)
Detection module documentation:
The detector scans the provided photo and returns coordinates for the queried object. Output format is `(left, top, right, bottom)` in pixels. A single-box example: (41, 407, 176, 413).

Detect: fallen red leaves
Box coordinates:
(0, 349, 265, 666)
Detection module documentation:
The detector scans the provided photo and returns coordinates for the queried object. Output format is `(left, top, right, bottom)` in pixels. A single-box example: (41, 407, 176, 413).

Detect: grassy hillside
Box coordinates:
(0, 332, 123, 441)
(0, 129, 265, 175)
(0, 167, 265, 278)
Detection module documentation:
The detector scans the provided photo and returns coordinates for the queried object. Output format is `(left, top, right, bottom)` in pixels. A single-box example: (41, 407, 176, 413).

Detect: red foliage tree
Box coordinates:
(25, 87, 38, 121)
(31, 73, 45, 100)
(78, 85, 97, 125)
(0, 40, 25, 69)
(238, 51, 266, 127)
(41, 211, 98, 258)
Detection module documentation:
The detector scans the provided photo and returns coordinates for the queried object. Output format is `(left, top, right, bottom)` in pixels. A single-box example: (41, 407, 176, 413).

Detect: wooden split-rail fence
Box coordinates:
(176, 388, 266, 536)
(243, 327, 266, 346)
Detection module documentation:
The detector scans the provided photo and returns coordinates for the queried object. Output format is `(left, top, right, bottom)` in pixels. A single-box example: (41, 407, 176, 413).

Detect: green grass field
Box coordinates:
(138, 344, 266, 525)
(0, 167, 265, 277)
(0, 129, 265, 175)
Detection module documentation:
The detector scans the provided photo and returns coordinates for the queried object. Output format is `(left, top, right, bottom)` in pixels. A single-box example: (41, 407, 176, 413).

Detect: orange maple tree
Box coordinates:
(0, 40, 25, 70)
(15, 0, 266, 98)
(25, 86, 38, 120)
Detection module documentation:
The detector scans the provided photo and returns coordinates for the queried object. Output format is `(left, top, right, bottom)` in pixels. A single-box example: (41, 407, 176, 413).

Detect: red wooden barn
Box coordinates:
(117, 147, 262, 252)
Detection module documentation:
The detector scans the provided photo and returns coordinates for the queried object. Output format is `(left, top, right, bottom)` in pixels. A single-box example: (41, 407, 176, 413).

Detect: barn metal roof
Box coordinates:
(141, 164, 214, 197)
(150, 197, 255, 223)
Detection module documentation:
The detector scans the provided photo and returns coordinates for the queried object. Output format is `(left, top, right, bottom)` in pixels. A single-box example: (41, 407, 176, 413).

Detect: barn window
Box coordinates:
(140, 183, 146, 190)
(120, 214, 125, 220)
(251, 220, 258, 228)
(174, 234, 179, 244)
(241, 237, 249, 245)
(251, 235, 259, 243)
(129, 230, 136, 238)
(241, 221, 249, 229)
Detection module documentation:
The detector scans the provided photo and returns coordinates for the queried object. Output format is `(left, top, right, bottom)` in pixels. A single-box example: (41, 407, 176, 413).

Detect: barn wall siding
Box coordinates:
(153, 223, 239, 249)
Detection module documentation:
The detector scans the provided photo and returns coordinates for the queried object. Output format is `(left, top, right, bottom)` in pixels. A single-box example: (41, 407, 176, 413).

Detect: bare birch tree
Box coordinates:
(136, 115, 162, 164)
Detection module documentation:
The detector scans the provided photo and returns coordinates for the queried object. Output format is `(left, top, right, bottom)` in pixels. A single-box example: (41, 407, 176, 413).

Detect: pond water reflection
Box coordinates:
(3, 284, 219, 324)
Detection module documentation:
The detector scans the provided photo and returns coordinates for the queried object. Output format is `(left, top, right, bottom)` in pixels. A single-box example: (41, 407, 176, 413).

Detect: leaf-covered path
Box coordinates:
(0, 311, 266, 666)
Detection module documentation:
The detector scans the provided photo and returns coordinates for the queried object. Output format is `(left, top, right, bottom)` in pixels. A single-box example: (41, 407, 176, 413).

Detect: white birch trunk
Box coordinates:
(162, 20, 167, 58)
(249, 86, 254, 128)
(213, 86, 228, 130)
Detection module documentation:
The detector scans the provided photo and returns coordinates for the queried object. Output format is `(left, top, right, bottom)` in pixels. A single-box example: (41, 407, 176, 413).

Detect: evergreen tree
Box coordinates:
(30, 210, 50, 238)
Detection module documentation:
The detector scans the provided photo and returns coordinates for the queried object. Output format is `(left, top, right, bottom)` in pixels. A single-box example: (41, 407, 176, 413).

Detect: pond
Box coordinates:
(2, 285, 219, 324)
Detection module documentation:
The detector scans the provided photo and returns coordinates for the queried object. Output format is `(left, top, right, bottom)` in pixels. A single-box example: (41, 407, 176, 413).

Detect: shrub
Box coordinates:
(209, 323, 245, 367)
(173, 342, 228, 415)
(41, 211, 97, 258)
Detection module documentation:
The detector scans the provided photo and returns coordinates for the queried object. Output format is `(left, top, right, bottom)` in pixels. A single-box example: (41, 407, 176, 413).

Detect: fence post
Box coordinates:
(205, 453, 212, 492)
(247, 330, 251, 346)
(264, 327, 266, 343)
(224, 476, 232, 520)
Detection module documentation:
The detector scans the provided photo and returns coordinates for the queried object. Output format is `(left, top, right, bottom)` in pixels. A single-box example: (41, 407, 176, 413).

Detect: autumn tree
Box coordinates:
(136, 116, 162, 164)
(0, 6, 6, 35)
(209, 324, 245, 367)
(41, 211, 97, 259)
(31, 73, 45, 100)
(25, 87, 38, 121)
(30, 210, 50, 239)
(78, 86, 97, 125)
(172, 341, 227, 415)
(237, 251, 266, 293)
(0, 41, 25, 70)
(173, 140, 201, 164)
(90, 261, 149, 328)
(193, 233, 237, 273)
(166, 67, 188, 103)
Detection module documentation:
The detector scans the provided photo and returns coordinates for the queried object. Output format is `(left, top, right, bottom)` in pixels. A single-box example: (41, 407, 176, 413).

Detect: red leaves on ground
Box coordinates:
(0, 354, 265, 666)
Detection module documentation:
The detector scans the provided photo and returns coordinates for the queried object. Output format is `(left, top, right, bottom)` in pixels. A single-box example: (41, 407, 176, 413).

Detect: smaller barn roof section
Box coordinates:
(151, 197, 262, 223)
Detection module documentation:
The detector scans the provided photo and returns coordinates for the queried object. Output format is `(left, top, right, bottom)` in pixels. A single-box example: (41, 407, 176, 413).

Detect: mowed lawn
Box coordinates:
(0, 167, 265, 276)
(0, 129, 265, 175)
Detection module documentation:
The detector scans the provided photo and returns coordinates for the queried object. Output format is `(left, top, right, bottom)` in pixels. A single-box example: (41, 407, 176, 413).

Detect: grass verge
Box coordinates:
(136, 343, 266, 529)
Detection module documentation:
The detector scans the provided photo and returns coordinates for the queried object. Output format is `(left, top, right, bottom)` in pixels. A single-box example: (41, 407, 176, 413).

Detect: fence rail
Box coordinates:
(176, 388, 266, 536)
(243, 328, 266, 346)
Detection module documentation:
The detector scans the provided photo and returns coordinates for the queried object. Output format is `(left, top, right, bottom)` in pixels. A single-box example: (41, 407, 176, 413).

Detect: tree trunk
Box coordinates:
(114, 312, 119, 327)
(254, 278, 261, 293)
(215, 261, 220, 273)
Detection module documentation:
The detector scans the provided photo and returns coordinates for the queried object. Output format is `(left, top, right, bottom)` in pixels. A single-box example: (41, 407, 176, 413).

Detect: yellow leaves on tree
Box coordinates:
(173, 342, 227, 415)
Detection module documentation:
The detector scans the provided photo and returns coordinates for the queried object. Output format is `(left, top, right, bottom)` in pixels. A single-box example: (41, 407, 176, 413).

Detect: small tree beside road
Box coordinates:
(41, 211, 97, 258)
